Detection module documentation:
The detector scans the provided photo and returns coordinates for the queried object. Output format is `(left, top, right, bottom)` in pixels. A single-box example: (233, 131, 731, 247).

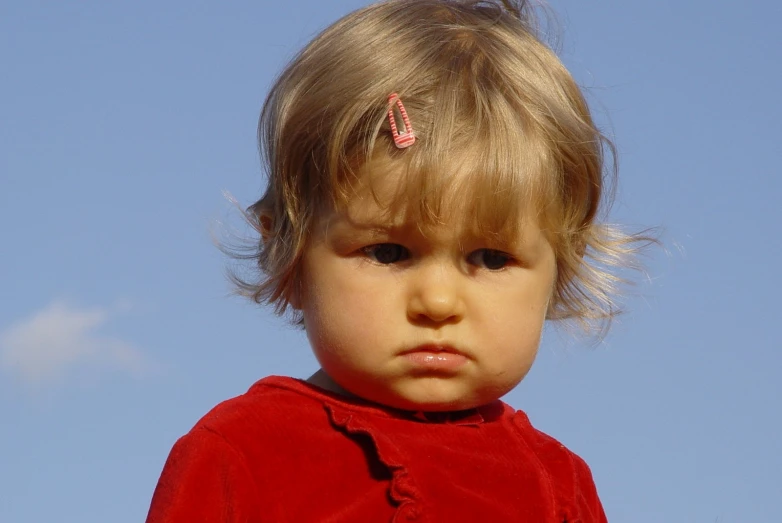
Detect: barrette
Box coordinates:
(387, 93, 416, 149)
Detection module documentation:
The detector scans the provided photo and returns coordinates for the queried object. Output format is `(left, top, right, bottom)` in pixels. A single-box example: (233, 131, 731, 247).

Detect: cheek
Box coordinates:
(301, 268, 394, 358)
(480, 286, 550, 358)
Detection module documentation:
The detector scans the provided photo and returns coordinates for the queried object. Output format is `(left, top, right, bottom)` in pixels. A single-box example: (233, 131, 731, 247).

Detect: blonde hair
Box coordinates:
(231, 0, 651, 336)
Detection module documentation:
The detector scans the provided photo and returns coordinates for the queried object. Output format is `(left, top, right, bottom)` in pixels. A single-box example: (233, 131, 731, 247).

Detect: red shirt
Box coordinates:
(146, 376, 607, 522)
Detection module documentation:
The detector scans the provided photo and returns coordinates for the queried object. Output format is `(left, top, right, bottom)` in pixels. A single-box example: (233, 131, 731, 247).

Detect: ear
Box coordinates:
(287, 270, 304, 311)
(254, 209, 275, 246)
(573, 236, 587, 258)
(285, 270, 302, 311)
(257, 211, 303, 311)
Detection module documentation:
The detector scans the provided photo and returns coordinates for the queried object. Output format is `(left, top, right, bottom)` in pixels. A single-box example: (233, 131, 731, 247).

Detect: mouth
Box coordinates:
(400, 344, 469, 357)
(399, 344, 470, 371)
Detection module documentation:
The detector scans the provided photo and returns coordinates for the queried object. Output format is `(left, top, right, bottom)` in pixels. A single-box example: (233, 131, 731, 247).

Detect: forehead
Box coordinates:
(330, 152, 550, 245)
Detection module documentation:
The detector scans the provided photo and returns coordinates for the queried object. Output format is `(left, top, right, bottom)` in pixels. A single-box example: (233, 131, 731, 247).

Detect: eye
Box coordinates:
(362, 243, 410, 264)
(467, 249, 513, 270)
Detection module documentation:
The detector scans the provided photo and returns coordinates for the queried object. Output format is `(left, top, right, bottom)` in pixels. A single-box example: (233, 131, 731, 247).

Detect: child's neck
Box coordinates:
(304, 369, 501, 422)
(306, 369, 356, 399)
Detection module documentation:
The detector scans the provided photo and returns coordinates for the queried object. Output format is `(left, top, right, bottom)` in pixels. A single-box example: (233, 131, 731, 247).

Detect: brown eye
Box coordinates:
(364, 244, 409, 264)
(467, 249, 512, 270)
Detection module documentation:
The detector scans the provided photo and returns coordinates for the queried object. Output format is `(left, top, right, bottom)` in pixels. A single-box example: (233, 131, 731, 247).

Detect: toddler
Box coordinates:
(147, 1, 647, 521)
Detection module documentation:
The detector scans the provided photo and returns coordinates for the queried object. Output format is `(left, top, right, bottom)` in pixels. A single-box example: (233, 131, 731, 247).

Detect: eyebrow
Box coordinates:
(326, 208, 551, 257)
(327, 212, 406, 235)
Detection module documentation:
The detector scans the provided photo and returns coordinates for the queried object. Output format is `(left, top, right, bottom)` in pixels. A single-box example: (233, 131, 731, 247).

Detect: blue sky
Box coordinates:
(1, 1, 780, 521)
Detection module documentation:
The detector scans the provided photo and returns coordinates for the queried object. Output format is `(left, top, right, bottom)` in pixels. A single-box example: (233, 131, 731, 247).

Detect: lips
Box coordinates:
(400, 344, 469, 358)
(400, 344, 470, 371)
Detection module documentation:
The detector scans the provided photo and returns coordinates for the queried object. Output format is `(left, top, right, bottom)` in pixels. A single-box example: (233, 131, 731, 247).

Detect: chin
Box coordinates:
(381, 382, 496, 412)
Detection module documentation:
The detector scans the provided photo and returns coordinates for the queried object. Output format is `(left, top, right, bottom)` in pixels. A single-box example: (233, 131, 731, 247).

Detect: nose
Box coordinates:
(406, 262, 465, 324)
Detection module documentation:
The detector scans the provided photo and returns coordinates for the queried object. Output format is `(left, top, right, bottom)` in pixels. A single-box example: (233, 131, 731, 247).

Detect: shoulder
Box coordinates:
(186, 376, 332, 454)
(194, 376, 320, 427)
(509, 409, 587, 467)
(509, 409, 607, 522)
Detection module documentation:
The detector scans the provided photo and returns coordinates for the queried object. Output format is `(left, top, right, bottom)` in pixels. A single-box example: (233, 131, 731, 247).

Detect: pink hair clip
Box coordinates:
(387, 93, 416, 149)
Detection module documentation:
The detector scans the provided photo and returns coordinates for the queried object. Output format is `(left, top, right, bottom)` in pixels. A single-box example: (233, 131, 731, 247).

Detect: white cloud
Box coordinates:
(0, 301, 151, 386)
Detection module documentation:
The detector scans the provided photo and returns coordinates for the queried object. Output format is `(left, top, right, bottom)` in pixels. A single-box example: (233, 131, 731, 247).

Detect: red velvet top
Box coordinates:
(146, 376, 607, 522)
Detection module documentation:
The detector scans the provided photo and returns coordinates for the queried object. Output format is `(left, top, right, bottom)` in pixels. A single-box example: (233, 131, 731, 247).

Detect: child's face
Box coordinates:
(296, 170, 557, 411)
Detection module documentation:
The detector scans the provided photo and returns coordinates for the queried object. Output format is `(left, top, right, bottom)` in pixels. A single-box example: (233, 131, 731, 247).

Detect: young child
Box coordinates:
(147, 1, 646, 521)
